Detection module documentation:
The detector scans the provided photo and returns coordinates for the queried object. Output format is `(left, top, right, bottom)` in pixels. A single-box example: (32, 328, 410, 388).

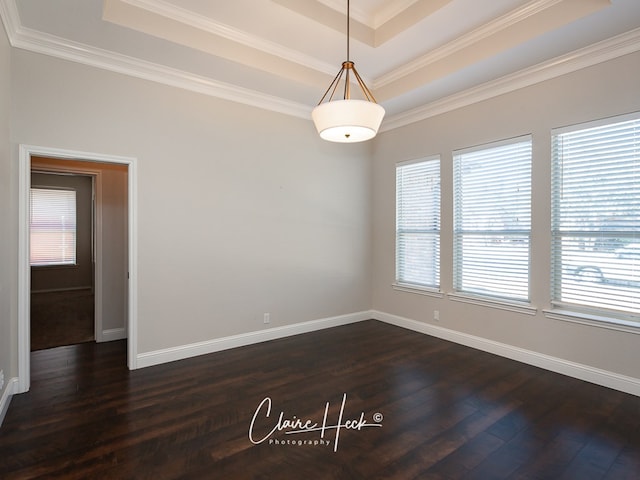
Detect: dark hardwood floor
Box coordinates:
(1, 320, 639, 479)
(30, 289, 95, 351)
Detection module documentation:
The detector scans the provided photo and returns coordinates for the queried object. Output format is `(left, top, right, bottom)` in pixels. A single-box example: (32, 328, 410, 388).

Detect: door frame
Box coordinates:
(18, 144, 139, 393)
(30, 166, 103, 342)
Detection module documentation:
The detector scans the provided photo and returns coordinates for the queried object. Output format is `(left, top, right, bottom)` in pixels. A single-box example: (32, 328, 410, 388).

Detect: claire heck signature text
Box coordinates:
(248, 393, 383, 452)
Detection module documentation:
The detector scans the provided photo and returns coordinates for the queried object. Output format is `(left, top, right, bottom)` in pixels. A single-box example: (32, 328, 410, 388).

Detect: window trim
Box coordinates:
(392, 282, 443, 298)
(449, 292, 537, 316)
(544, 309, 640, 335)
(395, 155, 441, 290)
(550, 111, 640, 324)
(453, 134, 533, 303)
(29, 186, 78, 267)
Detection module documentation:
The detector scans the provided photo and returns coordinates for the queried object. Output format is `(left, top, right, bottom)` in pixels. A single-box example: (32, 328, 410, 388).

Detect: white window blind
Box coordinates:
(30, 188, 77, 266)
(396, 157, 440, 288)
(551, 113, 640, 320)
(453, 137, 532, 301)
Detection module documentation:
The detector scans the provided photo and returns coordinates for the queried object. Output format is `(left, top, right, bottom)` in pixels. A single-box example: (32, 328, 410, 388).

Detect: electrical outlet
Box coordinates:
(433, 310, 440, 322)
(263, 313, 270, 324)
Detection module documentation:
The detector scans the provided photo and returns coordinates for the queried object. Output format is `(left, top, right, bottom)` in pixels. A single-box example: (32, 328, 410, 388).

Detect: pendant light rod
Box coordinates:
(344, 0, 350, 99)
(346, 0, 350, 61)
(315, 0, 378, 104)
(311, 0, 385, 143)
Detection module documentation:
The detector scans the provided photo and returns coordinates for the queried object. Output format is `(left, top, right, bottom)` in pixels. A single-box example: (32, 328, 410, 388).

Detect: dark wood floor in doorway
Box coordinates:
(1, 320, 639, 479)
(30, 289, 94, 351)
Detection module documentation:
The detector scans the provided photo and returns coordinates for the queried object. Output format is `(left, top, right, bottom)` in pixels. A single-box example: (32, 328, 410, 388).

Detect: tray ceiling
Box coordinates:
(2, 0, 640, 131)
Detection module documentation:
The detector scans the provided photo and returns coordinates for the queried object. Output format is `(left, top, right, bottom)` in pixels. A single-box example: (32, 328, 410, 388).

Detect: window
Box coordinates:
(453, 137, 532, 301)
(551, 113, 640, 320)
(396, 157, 440, 289)
(30, 188, 77, 266)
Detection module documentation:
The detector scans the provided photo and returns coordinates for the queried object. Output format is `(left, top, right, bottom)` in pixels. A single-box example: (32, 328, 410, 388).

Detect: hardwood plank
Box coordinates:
(1, 320, 639, 479)
(30, 289, 94, 351)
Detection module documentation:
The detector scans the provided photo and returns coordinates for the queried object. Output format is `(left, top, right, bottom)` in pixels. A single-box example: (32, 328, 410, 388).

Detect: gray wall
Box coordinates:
(372, 51, 640, 379)
(2, 21, 638, 410)
(0, 17, 14, 415)
(10, 49, 373, 355)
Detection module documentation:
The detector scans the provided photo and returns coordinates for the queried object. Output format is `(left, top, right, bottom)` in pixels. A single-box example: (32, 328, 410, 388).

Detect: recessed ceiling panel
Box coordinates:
(3, 0, 639, 125)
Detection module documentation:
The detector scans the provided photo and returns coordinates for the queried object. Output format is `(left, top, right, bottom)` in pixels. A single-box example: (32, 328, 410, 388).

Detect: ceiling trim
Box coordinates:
(317, 0, 422, 29)
(1, 0, 638, 133)
(117, 0, 338, 76)
(0, 0, 18, 39)
(273, 0, 452, 47)
(2, 1, 311, 119)
(381, 27, 640, 132)
(369, 0, 422, 29)
(271, 0, 375, 46)
(375, 0, 581, 88)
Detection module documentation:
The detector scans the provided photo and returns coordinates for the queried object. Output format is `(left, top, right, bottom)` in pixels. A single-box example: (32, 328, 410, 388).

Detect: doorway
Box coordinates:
(18, 145, 139, 393)
(29, 168, 95, 351)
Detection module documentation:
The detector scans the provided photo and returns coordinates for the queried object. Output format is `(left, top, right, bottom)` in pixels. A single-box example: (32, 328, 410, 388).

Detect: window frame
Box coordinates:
(452, 135, 533, 304)
(29, 186, 78, 267)
(395, 155, 441, 292)
(549, 112, 640, 325)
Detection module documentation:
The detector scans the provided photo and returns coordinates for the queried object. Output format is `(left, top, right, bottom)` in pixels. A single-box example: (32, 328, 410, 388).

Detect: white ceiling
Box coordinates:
(2, 0, 640, 132)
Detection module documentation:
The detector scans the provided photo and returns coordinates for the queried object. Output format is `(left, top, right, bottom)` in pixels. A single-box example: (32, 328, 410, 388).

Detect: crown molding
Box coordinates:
(1, 0, 311, 119)
(313, 0, 369, 25)
(119, 0, 337, 76)
(317, 0, 421, 29)
(381, 27, 640, 133)
(1, 0, 638, 132)
(371, 0, 422, 29)
(0, 0, 18, 39)
(375, 0, 566, 88)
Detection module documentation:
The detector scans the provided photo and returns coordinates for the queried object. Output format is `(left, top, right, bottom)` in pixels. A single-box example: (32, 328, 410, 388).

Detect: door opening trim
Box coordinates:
(18, 144, 138, 393)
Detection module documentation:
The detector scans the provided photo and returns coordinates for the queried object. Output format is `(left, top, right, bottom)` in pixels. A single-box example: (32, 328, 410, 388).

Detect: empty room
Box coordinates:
(1, 1, 639, 478)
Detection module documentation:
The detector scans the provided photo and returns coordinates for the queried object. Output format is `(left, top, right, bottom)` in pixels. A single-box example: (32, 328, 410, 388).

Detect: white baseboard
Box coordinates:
(99, 327, 127, 343)
(372, 310, 640, 397)
(136, 311, 371, 369)
(133, 308, 640, 397)
(0, 377, 18, 427)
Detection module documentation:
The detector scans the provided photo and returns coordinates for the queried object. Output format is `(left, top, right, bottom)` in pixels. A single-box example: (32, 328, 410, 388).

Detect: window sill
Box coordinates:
(448, 292, 537, 316)
(31, 264, 79, 270)
(543, 309, 640, 335)
(392, 283, 444, 298)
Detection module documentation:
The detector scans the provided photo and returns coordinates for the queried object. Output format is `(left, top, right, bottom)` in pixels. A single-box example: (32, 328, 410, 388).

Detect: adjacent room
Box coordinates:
(1, 1, 639, 478)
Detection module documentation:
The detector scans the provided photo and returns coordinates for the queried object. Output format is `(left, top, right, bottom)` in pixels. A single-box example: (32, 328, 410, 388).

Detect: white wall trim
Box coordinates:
(132, 308, 639, 397)
(372, 310, 640, 397)
(544, 309, 640, 336)
(392, 283, 444, 298)
(2, 0, 639, 130)
(0, 0, 19, 40)
(0, 377, 18, 427)
(120, 0, 337, 77)
(17, 144, 139, 394)
(17, 146, 31, 394)
(102, 328, 127, 342)
(1, 0, 311, 120)
(315, 0, 419, 28)
(375, 0, 565, 88)
(381, 27, 640, 132)
(447, 292, 537, 316)
(136, 311, 371, 369)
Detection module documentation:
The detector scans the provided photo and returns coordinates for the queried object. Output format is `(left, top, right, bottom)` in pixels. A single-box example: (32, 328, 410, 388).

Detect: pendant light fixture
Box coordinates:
(312, 0, 385, 143)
